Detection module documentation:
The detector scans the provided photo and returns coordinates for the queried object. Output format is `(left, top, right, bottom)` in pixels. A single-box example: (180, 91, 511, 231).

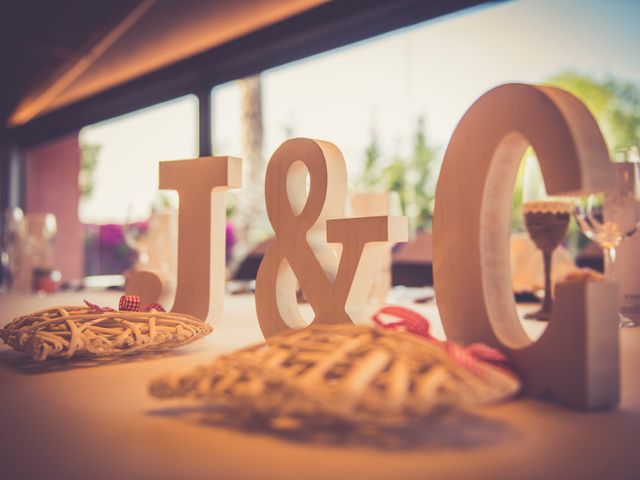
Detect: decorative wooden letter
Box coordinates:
(128, 156, 242, 323)
(433, 83, 619, 409)
(255, 138, 408, 338)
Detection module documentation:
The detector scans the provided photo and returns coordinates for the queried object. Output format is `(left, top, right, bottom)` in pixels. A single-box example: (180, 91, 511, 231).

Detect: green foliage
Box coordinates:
(545, 71, 640, 153)
(508, 71, 640, 253)
(360, 124, 382, 191)
(510, 71, 640, 241)
(359, 72, 640, 236)
(360, 116, 440, 231)
(399, 117, 439, 230)
(79, 142, 101, 199)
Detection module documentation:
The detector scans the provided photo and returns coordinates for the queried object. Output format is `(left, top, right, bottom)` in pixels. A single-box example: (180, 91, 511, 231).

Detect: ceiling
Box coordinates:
(0, 0, 325, 129)
(0, 0, 494, 145)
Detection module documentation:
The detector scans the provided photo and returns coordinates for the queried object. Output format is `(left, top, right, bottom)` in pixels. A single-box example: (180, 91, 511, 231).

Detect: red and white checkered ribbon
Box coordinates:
(119, 295, 140, 312)
(83, 299, 115, 313)
(84, 295, 165, 313)
(372, 305, 517, 379)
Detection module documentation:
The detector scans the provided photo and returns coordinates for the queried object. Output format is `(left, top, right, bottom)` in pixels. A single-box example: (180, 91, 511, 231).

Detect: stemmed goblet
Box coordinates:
(574, 161, 640, 327)
(520, 154, 573, 320)
(522, 200, 573, 320)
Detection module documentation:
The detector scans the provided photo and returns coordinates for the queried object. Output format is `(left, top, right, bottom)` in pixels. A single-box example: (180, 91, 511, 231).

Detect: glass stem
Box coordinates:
(542, 249, 553, 312)
(603, 247, 617, 281)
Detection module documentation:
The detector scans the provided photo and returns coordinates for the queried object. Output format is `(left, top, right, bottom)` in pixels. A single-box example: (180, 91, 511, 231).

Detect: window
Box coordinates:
(213, 0, 640, 238)
(79, 95, 197, 275)
(80, 95, 198, 224)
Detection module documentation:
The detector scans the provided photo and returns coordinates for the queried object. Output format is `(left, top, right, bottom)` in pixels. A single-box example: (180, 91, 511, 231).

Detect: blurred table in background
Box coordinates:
(0, 291, 638, 479)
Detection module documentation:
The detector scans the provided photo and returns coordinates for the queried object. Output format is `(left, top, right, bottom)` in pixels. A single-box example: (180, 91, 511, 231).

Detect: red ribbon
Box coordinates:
(372, 305, 517, 379)
(119, 294, 140, 312)
(84, 295, 165, 313)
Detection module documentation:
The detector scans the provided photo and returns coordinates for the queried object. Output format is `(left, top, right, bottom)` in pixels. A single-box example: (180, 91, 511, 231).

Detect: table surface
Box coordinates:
(0, 291, 638, 480)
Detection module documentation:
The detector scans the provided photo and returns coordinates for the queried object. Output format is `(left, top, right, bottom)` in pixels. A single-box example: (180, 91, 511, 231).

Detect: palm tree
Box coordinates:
(234, 74, 267, 258)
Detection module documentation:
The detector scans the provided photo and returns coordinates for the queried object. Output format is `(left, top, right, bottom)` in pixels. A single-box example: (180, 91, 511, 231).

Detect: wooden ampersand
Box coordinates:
(433, 83, 619, 408)
(127, 156, 242, 323)
(255, 138, 407, 338)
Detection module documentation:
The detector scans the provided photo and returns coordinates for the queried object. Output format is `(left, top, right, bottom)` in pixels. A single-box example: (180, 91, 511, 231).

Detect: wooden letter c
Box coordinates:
(433, 83, 619, 408)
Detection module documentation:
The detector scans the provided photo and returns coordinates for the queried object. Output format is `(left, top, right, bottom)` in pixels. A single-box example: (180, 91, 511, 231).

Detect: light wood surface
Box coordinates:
(255, 138, 407, 337)
(128, 156, 242, 324)
(433, 83, 619, 408)
(125, 269, 166, 305)
(0, 291, 638, 479)
(350, 193, 394, 303)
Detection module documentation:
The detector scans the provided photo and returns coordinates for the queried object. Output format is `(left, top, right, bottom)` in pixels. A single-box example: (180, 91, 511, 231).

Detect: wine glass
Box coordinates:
(521, 154, 573, 320)
(24, 213, 57, 268)
(574, 160, 640, 328)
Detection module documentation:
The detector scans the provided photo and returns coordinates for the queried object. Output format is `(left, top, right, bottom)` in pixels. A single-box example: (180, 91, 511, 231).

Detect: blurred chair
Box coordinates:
(391, 231, 433, 287)
(576, 240, 604, 272)
(232, 238, 273, 281)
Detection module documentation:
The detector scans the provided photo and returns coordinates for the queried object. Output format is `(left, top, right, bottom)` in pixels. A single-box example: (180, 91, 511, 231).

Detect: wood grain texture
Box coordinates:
(255, 138, 407, 338)
(125, 269, 166, 305)
(128, 156, 242, 323)
(350, 193, 394, 303)
(433, 83, 619, 408)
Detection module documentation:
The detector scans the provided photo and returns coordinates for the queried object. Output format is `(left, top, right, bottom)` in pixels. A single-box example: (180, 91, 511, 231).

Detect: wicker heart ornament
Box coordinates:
(0, 302, 212, 361)
(150, 324, 520, 428)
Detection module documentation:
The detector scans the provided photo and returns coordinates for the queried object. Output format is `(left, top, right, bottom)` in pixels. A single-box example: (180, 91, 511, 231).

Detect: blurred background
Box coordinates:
(1, 0, 639, 294)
